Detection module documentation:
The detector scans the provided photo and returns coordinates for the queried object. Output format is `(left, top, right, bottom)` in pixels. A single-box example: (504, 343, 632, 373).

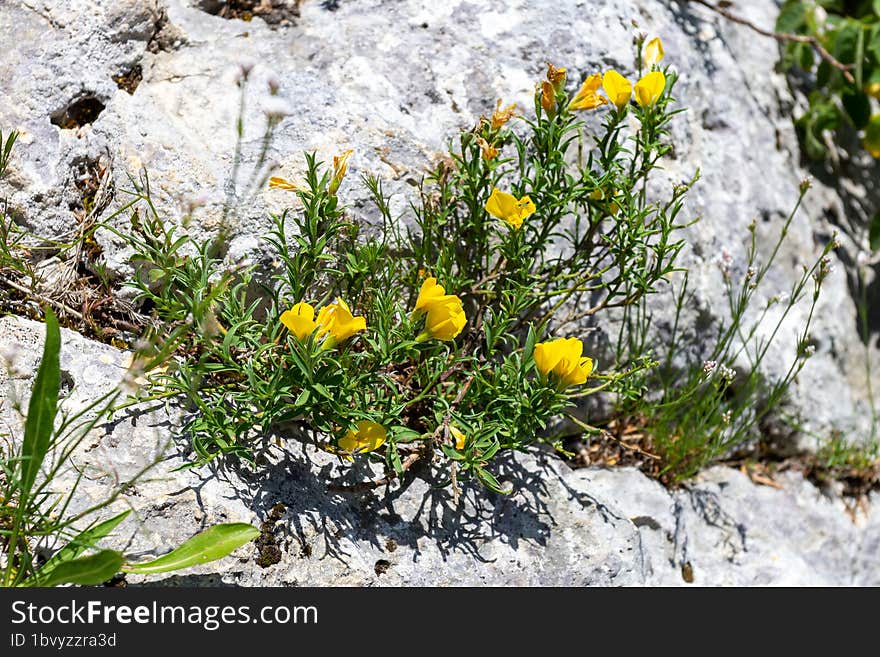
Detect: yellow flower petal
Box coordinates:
(338, 420, 387, 455)
(485, 188, 535, 230)
(269, 176, 298, 191)
(559, 356, 594, 387)
(490, 100, 518, 131)
(546, 62, 567, 92)
(643, 37, 664, 69)
(280, 302, 317, 340)
(475, 136, 499, 161)
(534, 340, 564, 378)
(567, 73, 608, 111)
(449, 425, 467, 450)
(413, 277, 457, 317)
(541, 80, 556, 116)
(422, 296, 467, 341)
(329, 149, 353, 195)
(534, 337, 593, 388)
(516, 195, 536, 221)
(315, 297, 366, 345)
(635, 71, 666, 107)
(603, 70, 632, 110)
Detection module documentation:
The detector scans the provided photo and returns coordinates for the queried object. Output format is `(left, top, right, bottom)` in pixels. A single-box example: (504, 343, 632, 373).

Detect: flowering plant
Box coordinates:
(118, 38, 707, 492)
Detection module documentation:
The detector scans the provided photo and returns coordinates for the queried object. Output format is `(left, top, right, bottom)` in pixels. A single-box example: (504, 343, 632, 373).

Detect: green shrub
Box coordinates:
(115, 40, 689, 492)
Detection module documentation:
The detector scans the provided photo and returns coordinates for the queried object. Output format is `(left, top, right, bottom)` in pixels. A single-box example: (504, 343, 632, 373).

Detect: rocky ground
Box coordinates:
(2, 0, 880, 585)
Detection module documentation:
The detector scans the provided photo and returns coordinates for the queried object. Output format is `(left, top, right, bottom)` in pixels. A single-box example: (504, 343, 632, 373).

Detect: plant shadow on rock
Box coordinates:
(162, 434, 558, 576)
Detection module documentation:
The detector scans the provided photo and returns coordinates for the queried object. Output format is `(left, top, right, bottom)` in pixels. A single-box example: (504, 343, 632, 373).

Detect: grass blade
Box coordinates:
(19, 309, 61, 498)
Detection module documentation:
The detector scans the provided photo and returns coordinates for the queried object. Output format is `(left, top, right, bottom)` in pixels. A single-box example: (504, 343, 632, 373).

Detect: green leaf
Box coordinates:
(866, 113, 880, 158)
(25, 550, 124, 588)
(833, 19, 861, 65)
(868, 211, 880, 252)
(524, 325, 537, 360)
(32, 510, 132, 585)
(123, 523, 259, 575)
(842, 91, 871, 128)
(776, 1, 808, 34)
(20, 308, 61, 496)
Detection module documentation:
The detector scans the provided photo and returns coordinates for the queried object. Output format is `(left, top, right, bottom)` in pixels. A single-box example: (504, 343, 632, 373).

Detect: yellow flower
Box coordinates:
(315, 297, 366, 346)
(867, 81, 880, 100)
(603, 70, 632, 110)
(413, 277, 456, 317)
(475, 136, 499, 161)
(417, 295, 466, 341)
(546, 62, 567, 93)
(635, 71, 666, 107)
(485, 187, 536, 230)
(533, 337, 594, 388)
(328, 149, 353, 195)
(280, 301, 318, 341)
(269, 176, 298, 191)
(338, 420, 387, 456)
(449, 425, 467, 450)
(541, 80, 556, 117)
(567, 73, 608, 111)
(643, 37, 664, 69)
(490, 100, 518, 131)
(865, 114, 880, 158)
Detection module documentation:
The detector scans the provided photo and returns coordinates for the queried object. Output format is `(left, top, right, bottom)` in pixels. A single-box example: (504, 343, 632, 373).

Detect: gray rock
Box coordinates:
(3, 314, 879, 585)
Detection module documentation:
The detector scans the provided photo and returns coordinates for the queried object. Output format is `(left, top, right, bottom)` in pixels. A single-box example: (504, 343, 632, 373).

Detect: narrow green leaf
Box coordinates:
(33, 511, 132, 585)
(25, 550, 124, 588)
(123, 523, 259, 575)
(20, 309, 61, 496)
(869, 211, 880, 252)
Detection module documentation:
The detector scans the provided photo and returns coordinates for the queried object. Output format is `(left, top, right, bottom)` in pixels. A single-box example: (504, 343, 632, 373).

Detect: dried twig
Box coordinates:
(328, 453, 422, 493)
(686, 0, 855, 84)
(0, 275, 84, 321)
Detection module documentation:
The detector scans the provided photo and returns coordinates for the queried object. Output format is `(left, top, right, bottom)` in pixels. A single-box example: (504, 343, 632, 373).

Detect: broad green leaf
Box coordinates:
(776, 1, 808, 34)
(25, 550, 124, 588)
(833, 19, 861, 65)
(392, 427, 422, 443)
(20, 309, 61, 496)
(123, 523, 259, 575)
(32, 510, 132, 585)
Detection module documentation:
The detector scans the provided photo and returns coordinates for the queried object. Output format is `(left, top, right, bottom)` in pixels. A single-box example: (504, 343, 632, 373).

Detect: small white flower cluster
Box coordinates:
(703, 359, 734, 383)
(718, 364, 735, 383)
(716, 248, 734, 279)
(722, 410, 732, 425)
(813, 256, 835, 284)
